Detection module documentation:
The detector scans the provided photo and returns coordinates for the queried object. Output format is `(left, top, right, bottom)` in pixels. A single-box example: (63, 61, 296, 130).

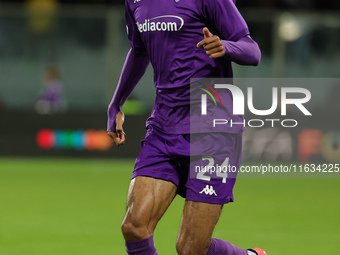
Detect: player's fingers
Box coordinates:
(120, 132, 126, 145)
(114, 138, 123, 146)
(117, 130, 126, 139)
(108, 129, 126, 146)
(203, 39, 222, 51)
(198, 36, 220, 49)
(114, 132, 126, 146)
(113, 137, 122, 146)
(197, 38, 216, 48)
(206, 45, 225, 56)
(204, 36, 220, 46)
(107, 131, 115, 141)
(210, 51, 226, 59)
(197, 38, 206, 48)
(203, 27, 213, 38)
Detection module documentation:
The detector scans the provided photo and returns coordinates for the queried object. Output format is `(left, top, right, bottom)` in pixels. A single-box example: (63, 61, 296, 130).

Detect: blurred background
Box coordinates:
(0, 1, 339, 255)
(0, 0, 339, 161)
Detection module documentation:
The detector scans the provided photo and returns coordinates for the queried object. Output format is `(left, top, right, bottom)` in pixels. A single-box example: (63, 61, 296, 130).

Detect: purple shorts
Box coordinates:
(132, 126, 243, 204)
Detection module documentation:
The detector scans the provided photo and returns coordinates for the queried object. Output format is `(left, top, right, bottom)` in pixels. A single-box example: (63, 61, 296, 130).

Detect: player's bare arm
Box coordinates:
(107, 111, 126, 146)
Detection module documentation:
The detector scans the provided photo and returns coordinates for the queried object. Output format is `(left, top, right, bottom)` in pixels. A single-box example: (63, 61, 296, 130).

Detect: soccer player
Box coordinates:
(107, 0, 265, 254)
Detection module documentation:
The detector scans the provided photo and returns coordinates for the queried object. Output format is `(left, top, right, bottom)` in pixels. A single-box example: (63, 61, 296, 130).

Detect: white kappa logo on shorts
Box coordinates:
(199, 185, 217, 196)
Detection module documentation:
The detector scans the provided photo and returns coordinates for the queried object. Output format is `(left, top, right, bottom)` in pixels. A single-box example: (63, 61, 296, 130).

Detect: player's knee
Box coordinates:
(176, 235, 210, 255)
(121, 216, 149, 241)
(176, 238, 187, 255)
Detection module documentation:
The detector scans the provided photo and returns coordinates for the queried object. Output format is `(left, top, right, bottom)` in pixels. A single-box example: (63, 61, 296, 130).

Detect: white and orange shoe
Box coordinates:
(248, 248, 267, 255)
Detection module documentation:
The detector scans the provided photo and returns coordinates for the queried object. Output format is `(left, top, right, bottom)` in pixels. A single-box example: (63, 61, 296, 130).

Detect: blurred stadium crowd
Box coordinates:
(1, 0, 340, 9)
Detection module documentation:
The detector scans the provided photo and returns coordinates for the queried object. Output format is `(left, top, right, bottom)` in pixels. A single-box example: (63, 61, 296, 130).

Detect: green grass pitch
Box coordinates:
(0, 158, 339, 255)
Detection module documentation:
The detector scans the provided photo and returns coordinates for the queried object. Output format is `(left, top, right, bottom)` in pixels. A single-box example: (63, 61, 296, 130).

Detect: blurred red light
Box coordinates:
(36, 129, 55, 150)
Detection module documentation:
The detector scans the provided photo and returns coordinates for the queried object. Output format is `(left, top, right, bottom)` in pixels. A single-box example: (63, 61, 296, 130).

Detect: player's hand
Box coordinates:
(197, 27, 225, 59)
(107, 111, 126, 146)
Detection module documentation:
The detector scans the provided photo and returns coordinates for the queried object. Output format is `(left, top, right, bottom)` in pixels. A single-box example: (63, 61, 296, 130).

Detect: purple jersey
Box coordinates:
(107, 0, 260, 134)
(126, 0, 249, 88)
(125, 0, 250, 134)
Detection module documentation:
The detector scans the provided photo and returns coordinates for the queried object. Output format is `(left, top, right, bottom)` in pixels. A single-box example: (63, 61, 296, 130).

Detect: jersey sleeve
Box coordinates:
(202, 0, 250, 42)
(125, 0, 147, 54)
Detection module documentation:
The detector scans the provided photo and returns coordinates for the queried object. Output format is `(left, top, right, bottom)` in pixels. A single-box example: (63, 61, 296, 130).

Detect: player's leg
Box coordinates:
(121, 126, 184, 254)
(121, 176, 177, 241)
(176, 201, 222, 255)
(176, 201, 249, 255)
(176, 132, 254, 255)
(121, 176, 177, 254)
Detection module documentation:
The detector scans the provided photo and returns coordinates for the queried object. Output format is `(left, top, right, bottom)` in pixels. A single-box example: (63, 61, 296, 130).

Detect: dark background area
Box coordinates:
(1, 0, 340, 9)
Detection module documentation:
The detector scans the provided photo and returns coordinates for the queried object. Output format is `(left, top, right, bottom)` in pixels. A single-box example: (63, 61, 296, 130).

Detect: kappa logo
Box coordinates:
(199, 185, 217, 196)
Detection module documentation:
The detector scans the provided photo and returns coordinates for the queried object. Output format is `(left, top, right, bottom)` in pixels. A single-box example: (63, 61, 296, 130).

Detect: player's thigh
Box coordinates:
(122, 176, 177, 241)
(176, 201, 223, 255)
